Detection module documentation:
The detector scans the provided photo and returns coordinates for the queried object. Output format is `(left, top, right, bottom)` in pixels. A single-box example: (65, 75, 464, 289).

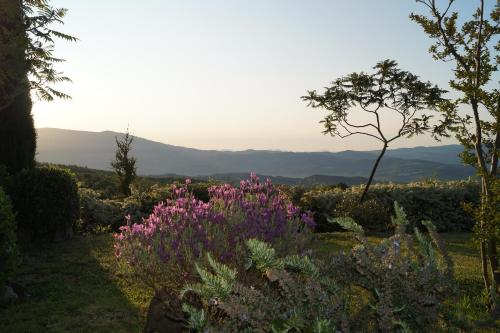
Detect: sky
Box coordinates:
(32, 0, 492, 152)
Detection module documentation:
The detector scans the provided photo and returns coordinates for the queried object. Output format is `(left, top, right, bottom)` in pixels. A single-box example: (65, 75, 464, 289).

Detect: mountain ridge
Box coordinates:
(36, 128, 473, 183)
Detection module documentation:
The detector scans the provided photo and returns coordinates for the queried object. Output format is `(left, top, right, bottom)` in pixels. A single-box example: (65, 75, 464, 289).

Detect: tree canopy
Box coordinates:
(303, 59, 445, 201)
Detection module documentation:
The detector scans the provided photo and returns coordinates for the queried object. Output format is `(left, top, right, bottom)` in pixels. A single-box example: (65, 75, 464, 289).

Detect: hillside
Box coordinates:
(36, 128, 474, 183)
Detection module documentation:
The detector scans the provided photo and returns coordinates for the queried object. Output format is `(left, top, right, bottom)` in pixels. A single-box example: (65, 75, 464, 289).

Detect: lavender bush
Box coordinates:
(114, 173, 314, 295)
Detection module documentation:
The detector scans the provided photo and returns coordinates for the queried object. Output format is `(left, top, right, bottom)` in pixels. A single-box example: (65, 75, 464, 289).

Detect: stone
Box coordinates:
(0, 285, 18, 306)
(144, 293, 186, 333)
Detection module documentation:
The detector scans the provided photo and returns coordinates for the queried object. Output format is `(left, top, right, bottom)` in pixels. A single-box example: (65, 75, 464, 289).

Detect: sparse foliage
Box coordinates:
(303, 60, 446, 202)
(0, 0, 77, 109)
(411, 0, 499, 311)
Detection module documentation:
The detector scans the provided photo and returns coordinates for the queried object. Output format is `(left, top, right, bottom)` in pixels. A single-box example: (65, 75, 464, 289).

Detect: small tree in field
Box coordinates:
(302, 60, 445, 202)
(411, 0, 499, 312)
(111, 129, 137, 197)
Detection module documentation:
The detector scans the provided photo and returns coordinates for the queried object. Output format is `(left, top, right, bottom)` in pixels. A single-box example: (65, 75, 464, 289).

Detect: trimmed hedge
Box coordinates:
(0, 187, 17, 288)
(299, 179, 480, 232)
(11, 167, 80, 244)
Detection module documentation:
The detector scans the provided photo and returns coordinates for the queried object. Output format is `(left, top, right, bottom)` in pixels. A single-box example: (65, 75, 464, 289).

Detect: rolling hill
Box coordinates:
(36, 128, 474, 183)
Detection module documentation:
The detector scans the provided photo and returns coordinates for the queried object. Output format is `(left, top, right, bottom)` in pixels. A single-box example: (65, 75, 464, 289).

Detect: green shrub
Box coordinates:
(183, 206, 454, 332)
(189, 182, 212, 203)
(300, 179, 479, 232)
(0, 187, 17, 289)
(0, 165, 13, 191)
(12, 167, 80, 244)
(333, 195, 390, 232)
(78, 188, 123, 234)
(78, 183, 173, 234)
(299, 188, 344, 232)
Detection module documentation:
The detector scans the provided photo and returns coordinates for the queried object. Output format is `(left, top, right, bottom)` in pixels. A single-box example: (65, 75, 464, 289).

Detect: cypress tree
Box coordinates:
(0, 0, 36, 173)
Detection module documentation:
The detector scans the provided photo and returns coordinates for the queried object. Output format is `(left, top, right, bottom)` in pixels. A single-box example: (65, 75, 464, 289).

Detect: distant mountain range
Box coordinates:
(36, 128, 474, 183)
(195, 173, 371, 186)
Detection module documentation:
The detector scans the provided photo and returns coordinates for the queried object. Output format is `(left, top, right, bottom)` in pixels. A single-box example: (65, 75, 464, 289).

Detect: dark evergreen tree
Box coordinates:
(0, 0, 35, 173)
(0, 0, 76, 173)
(111, 129, 137, 197)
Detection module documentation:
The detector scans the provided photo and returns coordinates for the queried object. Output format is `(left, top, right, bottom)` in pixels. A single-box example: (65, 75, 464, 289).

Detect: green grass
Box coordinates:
(0, 235, 152, 333)
(0, 233, 498, 332)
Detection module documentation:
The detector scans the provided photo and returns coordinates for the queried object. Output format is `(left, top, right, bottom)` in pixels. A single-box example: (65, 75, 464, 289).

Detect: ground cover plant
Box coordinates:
(181, 204, 454, 332)
(1, 232, 497, 332)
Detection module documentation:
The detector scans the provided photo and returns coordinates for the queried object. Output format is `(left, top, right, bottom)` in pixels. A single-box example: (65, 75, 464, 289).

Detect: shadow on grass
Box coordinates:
(0, 234, 151, 333)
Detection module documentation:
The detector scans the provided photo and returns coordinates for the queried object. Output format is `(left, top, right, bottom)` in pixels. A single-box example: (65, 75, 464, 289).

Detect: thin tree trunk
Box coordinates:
(481, 241, 491, 290)
(360, 143, 387, 203)
(488, 238, 499, 286)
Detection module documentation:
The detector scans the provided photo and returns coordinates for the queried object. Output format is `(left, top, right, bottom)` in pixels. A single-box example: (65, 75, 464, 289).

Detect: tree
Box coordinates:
(0, 0, 76, 173)
(111, 129, 137, 197)
(411, 0, 499, 312)
(302, 60, 445, 202)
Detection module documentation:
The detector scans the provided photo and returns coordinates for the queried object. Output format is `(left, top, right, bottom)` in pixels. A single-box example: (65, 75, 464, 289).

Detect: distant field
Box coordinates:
(0, 233, 498, 332)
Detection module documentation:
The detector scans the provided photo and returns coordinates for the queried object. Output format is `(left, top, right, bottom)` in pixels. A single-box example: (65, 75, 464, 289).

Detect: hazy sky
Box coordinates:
(33, 0, 490, 151)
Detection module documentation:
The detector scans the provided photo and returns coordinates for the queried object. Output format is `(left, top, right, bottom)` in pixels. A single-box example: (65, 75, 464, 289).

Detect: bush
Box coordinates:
(299, 188, 344, 232)
(333, 195, 391, 232)
(0, 165, 13, 192)
(0, 187, 17, 289)
(182, 204, 454, 332)
(11, 167, 80, 244)
(300, 179, 479, 232)
(78, 188, 123, 234)
(115, 174, 314, 308)
(190, 181, 213, 203)
(78, 184, 176, 234)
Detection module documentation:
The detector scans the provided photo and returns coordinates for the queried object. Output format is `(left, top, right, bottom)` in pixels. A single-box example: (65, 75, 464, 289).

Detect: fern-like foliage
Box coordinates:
(391, 201, 409, 228)
(246, 239, 320, 279)
(414, 227, 437, 266)
(207, 253, 237, 282)
(23, 0, 78, 101)
(312, 319, 335, 333)
(328, 216, 364, 235)
(282, 254, 320, 279)
(246, 238, 284, 271)
(182, 303, 206, 332)
(181, 203, 454, 332)
(182, 260, 236, 301)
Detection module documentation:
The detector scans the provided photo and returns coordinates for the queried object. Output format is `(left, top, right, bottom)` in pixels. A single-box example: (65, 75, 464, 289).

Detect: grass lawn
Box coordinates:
(0, 233, 498, 332)
(0, 235, 152, 333)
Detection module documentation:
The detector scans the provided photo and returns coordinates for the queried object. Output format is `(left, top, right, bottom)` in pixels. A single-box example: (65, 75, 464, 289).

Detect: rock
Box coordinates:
(144, 293, 187, 333)
(10, 282, 29, 300)
(0, 285, 18, 306)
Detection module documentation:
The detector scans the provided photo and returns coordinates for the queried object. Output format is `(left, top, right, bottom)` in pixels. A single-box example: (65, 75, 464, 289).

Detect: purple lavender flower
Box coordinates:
(114, 173, 314, 291)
